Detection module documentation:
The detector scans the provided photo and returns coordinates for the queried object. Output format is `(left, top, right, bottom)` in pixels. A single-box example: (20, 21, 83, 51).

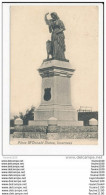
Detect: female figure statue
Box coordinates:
(45, 12, 66, 61)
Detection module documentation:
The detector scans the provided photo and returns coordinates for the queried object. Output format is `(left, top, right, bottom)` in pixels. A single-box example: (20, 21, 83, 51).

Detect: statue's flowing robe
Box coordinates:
(48, 19, 66, 60)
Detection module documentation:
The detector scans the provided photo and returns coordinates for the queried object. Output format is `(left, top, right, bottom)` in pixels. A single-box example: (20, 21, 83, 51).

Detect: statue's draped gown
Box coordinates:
(49, 19, 66, 60)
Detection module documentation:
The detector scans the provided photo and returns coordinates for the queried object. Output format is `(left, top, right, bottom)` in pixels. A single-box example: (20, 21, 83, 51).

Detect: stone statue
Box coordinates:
(45, 12, 66, 61)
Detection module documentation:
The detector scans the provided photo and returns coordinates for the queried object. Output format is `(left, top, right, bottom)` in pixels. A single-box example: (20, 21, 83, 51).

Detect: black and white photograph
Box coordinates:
(9, 4, 102, 145)
(2, 2, 104, 155)
(1, 3, 105, 195)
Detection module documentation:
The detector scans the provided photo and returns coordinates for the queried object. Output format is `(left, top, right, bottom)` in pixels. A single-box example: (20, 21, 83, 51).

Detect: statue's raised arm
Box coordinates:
(45, 13, 52, 26)
(45, 13, 52, 33)
(45, 13, 49, 25)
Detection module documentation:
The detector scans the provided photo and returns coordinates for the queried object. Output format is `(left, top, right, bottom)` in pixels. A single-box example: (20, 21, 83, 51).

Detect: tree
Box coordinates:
(14, 115, 19, 120)
(19, 106, 35, 125)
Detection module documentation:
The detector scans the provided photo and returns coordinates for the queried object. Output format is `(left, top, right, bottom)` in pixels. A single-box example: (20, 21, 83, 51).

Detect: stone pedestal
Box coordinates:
(29, 60, 83, 127)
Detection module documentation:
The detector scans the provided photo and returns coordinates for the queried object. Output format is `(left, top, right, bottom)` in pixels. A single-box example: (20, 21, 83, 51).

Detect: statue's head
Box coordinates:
(51, 12, 59, 20)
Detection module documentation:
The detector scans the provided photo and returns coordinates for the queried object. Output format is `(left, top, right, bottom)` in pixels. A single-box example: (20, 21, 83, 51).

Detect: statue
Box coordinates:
(45, 12, 66, 61)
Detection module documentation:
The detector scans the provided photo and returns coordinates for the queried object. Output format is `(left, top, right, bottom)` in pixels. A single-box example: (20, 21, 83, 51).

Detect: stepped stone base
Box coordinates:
(29, 120, 83, 126)
(32, 104, 82, 126)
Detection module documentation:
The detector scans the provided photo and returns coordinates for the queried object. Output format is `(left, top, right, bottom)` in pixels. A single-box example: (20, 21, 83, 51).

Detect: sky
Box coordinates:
(10, 5, 98, 116)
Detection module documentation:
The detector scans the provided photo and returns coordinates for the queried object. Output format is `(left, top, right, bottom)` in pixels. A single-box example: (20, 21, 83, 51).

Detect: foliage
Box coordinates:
(14, 115, 19, 120)
(18, 106, 35, 125)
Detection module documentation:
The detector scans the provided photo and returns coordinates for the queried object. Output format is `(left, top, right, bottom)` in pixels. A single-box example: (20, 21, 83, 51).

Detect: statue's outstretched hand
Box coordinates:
(45, 13, 49, 16)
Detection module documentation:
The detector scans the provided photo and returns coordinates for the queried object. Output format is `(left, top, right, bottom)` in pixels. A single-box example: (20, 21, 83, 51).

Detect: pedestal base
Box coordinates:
(34, 104, 78, 119)
(29, 60, 83, 127)
(29, 105, 83, 127)
(29, 120, 83, 126)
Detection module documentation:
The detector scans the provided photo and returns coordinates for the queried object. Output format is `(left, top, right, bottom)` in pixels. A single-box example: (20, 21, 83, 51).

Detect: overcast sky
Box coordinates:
(10, 5, 98, 116)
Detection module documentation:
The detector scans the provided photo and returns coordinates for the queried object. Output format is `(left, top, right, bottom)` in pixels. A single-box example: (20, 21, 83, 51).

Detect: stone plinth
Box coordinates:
(29, 120, 83, 127)
(29, 60, 83, 127)
(89, 118, 98, 126)
(47, 117, 58, 133)
(14, 118, 23, 126)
